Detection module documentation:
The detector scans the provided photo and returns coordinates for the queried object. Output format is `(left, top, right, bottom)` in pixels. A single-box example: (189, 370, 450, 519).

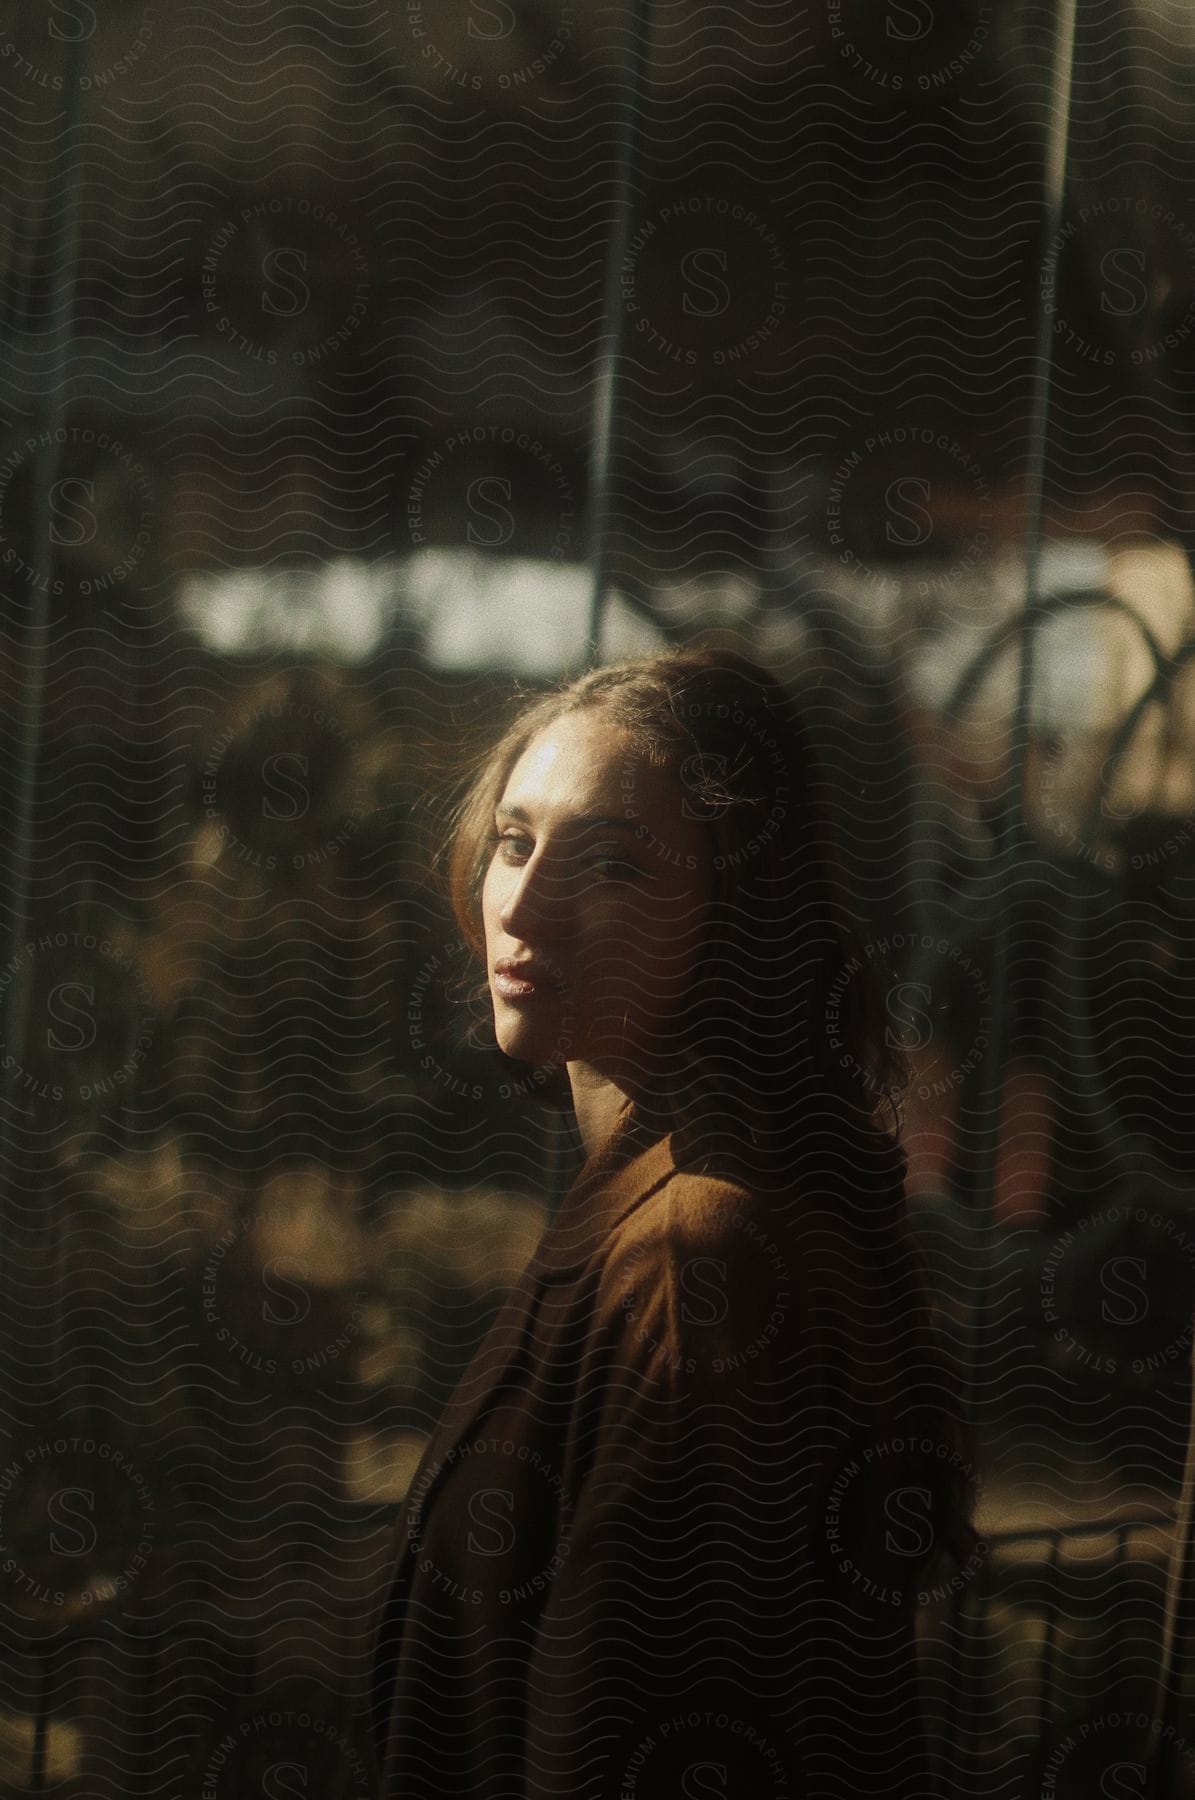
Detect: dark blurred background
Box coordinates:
(1, 1, 1195, 1794)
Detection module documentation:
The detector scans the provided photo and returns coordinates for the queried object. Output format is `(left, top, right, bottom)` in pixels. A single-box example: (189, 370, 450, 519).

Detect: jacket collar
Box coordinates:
(529, 1108, 690, 1279)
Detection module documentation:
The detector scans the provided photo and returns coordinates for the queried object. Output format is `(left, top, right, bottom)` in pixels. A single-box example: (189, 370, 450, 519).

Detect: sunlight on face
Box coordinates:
(481, 710, 711, 1085)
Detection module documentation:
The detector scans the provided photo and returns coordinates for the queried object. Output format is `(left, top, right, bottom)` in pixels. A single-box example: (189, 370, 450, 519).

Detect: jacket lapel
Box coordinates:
(385, 1118, 683, 1589)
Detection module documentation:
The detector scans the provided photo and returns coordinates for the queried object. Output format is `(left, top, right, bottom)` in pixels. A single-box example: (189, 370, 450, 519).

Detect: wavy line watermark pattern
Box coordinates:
(0, 1437, 158, 1612)
(0, 425, 155, 598)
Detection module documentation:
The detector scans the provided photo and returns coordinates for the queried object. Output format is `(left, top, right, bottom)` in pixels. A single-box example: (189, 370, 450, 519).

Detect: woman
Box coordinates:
(372, 649, 977, 1799)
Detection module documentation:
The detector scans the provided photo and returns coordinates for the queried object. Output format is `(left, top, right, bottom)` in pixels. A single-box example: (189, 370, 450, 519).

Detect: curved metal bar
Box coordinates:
(1073, 636, 1195, 853)
(943, 588, 1171, 725)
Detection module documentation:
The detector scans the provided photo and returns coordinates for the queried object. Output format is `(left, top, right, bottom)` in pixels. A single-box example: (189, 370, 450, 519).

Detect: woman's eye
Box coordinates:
(495, 833, 533, 864)
(490, 832, 643, 880)
(589, 853, 644, 880)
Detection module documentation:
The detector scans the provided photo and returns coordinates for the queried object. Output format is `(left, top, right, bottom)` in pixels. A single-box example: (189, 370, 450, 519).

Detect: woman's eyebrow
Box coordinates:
(494, 804, 639, 833)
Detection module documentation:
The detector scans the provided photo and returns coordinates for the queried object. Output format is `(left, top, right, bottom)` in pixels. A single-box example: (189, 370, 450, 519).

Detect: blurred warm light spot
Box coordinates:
(193, 818, 227, 867)
(992, 1062, 1053, 1230)
(253, 1165, 365, 1287)
(901, 1056, 1051, 1229)
(355, 1315, 423, 1397)
(138, 891, 229, 1004)
(379, 1186, 547, 1292)
(0, 1573, 115, 1630)
(0, 1714, 82, 1786)
(344, 1430, 429, 1505)
(94, 1140, 235, 1257)
(1105, 537, 1195, 667)
(1106, 705, 1165, 818)
(900, 1074, 958, 1202)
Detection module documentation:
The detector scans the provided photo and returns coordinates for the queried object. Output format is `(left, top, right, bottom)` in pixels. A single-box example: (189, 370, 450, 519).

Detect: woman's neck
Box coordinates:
(565, 1060, 679, 1159)
(565, 1062, 631, 1158)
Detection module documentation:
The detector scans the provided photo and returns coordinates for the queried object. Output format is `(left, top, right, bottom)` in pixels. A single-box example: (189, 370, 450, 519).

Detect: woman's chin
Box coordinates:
(492, 992, 573, 1067)
(494, 1020, 567, 1068)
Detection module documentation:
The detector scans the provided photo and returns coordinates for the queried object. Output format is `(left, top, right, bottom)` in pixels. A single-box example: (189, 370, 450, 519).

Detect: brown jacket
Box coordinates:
(371, 1112, 943, 1799)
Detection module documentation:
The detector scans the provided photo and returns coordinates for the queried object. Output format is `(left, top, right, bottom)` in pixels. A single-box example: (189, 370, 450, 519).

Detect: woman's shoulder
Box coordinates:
(588, 1164, 816, 1395)
(612, 1113, 906, 1260)
(606, 1157, 863, 1302)
(596, 1155, 810, 1337)
(594, 1116, 922, 1351)
(565, 1104, 912, 1311)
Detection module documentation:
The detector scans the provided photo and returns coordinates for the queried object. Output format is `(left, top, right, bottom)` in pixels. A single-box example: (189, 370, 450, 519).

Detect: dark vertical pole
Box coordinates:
(0, 34, 88, 1114)
(582, 0, 654, 668)
(543, 0, 654, 1208)
(0, 27, 87, 1321)
(962, 0, 1077, 1420)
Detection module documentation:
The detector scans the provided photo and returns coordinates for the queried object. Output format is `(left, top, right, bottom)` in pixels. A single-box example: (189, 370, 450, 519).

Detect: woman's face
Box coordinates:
(481, 709, 710, 1085)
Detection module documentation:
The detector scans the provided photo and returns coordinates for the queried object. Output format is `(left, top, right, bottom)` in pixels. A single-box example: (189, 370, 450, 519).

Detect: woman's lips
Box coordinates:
(494, 970, 538, 1000)
(493, 962, 561, 1000)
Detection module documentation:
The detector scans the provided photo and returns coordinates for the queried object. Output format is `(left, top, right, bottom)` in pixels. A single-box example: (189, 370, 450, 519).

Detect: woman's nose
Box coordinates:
(498, 851, 572, 938)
